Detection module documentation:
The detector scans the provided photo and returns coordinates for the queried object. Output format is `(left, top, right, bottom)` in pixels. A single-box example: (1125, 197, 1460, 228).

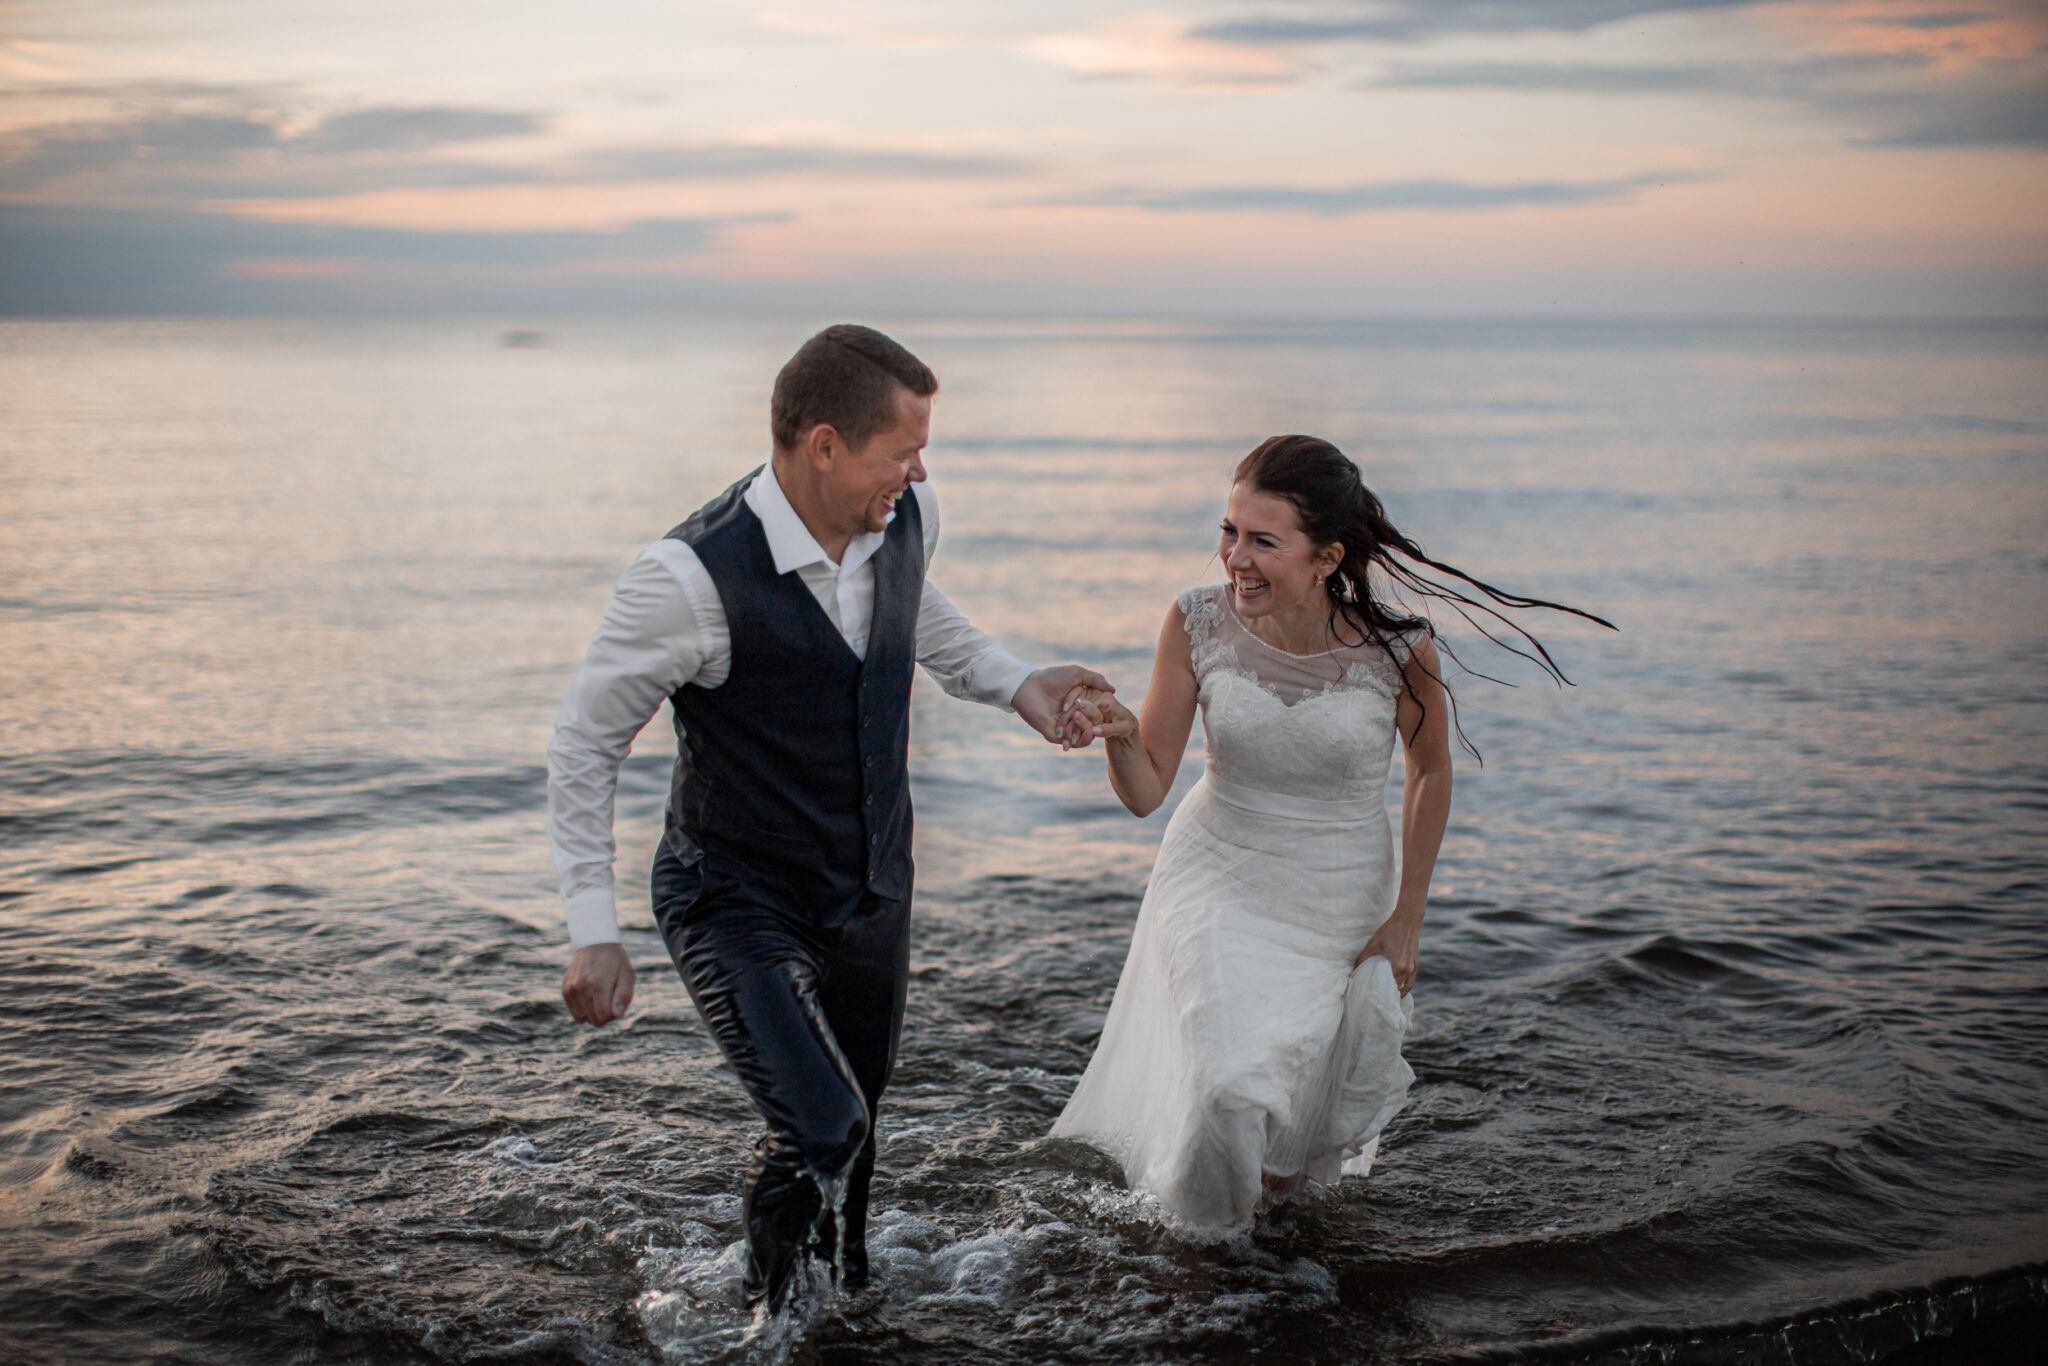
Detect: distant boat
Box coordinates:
(501, 329, 548, 349)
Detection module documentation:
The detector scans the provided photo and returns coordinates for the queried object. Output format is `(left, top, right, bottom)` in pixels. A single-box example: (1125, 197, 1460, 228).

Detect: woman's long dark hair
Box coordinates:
(1233, 434, 1616, 760)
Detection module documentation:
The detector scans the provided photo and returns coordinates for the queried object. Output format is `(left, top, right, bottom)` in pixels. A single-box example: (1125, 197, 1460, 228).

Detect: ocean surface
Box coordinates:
(1, 315, 2044, 1365)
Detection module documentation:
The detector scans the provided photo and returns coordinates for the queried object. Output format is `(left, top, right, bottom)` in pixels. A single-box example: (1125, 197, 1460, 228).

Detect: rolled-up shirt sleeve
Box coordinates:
(907, 481, 1035, 709)
(546, 541, 723, 949)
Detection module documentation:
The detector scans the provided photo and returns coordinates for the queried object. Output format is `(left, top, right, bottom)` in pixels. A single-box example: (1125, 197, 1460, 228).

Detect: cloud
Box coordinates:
(1872, 10, 1993, 30)
(0, 104, 544, 195)
(1020, 13, 1306, 85)
(293, 106, 544, 154)
(0, 203, 735, 313)
(1363, 50, 2048, 147)
(0, 111, 281, 188)
(1062, 171, 1702, 215)
(1372, 61, 1725, 94)
(0, 97, 1030, 202)
(753, 9, 1306, 85)
(0, 103, 546, 184)
(1367, 51, 1930, 96)
(1851, 72, 2048, 145)
(0, 77, 292, 108)
(555, 143, 1028, 181)
(245, 216, 721, 266)
(1195, 0, 1755, 45)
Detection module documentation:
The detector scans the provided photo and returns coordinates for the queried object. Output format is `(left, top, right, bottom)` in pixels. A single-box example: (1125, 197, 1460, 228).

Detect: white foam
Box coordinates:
(628, 1182, 1340, 1362)
(867, 1210, 1072, 1306)
(454, 1134, 562, 1168)
(636, 1238, 852, 1366)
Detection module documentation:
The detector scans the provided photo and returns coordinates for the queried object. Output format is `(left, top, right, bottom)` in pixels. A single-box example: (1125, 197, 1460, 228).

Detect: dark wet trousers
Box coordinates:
(651, 838, 911, 1313)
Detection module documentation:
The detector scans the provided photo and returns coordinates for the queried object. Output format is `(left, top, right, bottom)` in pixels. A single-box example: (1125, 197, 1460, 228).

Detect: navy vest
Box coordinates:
(662, 468, 924, 903)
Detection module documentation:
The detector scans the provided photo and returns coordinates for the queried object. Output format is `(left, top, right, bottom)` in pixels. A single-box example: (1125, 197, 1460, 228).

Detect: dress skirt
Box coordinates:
(1051, 773, 1416, 1227)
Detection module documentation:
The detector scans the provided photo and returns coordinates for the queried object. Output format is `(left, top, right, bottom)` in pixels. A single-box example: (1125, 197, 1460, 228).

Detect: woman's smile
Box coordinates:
(1230, 573, 1272, 604)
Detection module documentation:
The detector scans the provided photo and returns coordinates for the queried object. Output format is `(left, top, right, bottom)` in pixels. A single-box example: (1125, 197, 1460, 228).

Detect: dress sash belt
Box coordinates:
(1202, 774, 1380, 823)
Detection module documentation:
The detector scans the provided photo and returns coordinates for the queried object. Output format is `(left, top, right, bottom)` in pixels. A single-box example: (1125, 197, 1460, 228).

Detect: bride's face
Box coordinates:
(1220, 483, 1340, 620)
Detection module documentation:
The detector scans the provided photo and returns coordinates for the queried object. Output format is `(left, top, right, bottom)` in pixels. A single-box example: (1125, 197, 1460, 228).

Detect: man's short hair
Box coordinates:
(770, 324, 938, 453)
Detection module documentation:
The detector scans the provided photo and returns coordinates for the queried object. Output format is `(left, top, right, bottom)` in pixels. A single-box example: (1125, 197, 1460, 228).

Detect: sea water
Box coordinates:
(1, 314, 2043, 1363)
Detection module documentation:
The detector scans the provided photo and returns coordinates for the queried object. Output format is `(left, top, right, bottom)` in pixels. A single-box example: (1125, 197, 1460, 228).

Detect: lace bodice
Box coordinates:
(1180, 584, 1422, 804)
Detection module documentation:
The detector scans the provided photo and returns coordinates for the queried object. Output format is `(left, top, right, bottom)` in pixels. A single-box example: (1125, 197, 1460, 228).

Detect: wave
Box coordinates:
(0, 748, 572, 856)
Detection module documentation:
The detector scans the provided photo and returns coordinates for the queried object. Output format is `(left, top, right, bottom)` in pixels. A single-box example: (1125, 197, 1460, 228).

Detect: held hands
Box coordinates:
(562, 942, 636, 1026)
(1355, 910, 1421, 996)
(1062, 685, 1137, 745)
(1013, 665, 1115, 748)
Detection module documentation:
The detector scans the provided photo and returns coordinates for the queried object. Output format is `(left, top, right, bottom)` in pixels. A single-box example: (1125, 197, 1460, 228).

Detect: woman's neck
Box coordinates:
(1241, 591, 1342, 655)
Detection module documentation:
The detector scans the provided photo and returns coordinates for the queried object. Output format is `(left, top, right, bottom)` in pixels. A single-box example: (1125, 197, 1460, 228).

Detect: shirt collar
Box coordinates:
(748, 461, 888, 577)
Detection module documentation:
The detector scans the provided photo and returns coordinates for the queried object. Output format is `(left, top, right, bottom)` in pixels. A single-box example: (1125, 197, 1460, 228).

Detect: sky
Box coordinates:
(1, 0, 2044, 315)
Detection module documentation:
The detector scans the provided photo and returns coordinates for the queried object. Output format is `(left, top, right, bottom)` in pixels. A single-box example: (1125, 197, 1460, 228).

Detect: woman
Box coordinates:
(1051, 435, 1608, 1228)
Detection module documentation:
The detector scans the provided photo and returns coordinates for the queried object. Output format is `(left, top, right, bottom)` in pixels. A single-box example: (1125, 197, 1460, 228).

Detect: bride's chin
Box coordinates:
(1238, 591, 1325, 623)
(1234, 585, 1307, 617)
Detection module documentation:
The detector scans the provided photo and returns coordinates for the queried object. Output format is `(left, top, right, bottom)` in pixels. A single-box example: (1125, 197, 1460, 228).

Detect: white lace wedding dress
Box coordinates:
(1052, 584, 1420, 1227)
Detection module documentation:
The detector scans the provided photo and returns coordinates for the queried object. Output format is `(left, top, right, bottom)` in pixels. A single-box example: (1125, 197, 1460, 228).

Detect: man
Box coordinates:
(547, 324, 1109, 1313)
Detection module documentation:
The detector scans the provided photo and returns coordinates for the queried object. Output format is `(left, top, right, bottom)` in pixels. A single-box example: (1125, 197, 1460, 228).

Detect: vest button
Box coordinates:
(869, 834, 879, 846)
(864, 794, 873, 806)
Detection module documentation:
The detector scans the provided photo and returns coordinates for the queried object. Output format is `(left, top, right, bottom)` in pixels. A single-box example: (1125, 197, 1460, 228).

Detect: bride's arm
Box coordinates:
(1358, 633, 1453, 993)
(1088, 602, 1199, 817)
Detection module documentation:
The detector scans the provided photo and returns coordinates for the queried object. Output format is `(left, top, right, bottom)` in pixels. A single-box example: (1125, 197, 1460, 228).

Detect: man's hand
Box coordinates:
(562, 943, 636, 1026)
(1012, 665, 1114, 748)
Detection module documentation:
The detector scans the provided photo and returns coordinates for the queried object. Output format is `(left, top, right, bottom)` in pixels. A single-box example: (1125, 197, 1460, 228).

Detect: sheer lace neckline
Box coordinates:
(1224, 593, 1363, 662)
(1183, 583, 1416, 709)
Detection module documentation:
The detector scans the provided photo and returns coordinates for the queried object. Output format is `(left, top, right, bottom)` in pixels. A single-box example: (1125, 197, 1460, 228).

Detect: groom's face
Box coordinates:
(828, 385, 931, 536)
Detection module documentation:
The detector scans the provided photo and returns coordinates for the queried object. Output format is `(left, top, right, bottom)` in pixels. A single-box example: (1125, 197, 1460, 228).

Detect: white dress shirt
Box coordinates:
(547, 467, 1036, 949)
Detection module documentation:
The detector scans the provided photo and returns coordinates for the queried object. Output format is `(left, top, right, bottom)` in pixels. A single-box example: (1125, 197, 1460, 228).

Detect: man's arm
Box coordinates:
(548, 542, 721, 1024)
(914, 579, 1111, 741)
(907, 482, 1110, 741)
(912, 577, 1034, 711)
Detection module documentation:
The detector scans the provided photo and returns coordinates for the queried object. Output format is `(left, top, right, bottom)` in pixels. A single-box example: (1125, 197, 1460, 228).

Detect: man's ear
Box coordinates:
(802, 422, 843, 472)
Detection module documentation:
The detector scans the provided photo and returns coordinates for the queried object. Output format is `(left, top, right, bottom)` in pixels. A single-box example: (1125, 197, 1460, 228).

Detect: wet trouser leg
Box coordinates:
(652, 841, 911, 1312)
